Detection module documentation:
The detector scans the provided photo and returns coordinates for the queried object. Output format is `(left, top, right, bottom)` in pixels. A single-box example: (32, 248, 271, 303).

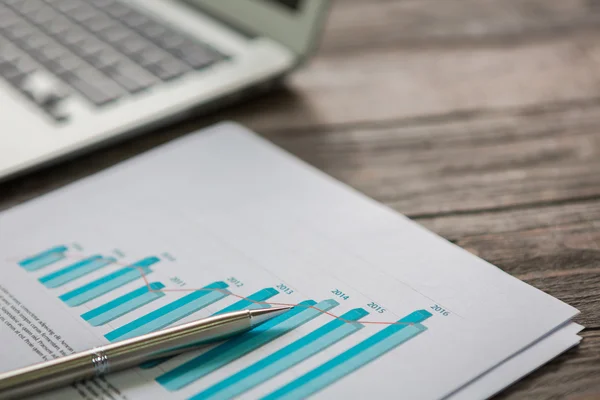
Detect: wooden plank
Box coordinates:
(419, 200, 600, 241)
(452, 219, 600, 327)
(3, 99, 600, 217)
(221, 1, 600, 131)
(259, 104, 600, 216)
(524, 273, 600, 327)
(227, 33, 600, 130)
(417, 201, 600, 327)
(324, 0, 600, 52)
(499, 330, 600, 399)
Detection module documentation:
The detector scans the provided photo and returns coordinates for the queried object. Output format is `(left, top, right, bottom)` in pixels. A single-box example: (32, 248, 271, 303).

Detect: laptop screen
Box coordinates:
(190, 0, 327, 56)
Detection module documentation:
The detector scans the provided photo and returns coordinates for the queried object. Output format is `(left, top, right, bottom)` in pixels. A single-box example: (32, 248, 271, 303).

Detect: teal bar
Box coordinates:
(81, 282, 166, 326)
(214, 288, 279, 315)
(39, 256, 116, 288)
(157, 299, 338, 391)
(105, 281, 229, 342)
(59, 257, 159, 307)
(192, 308, 368, 400)
(19, 245, 68, 271)
(263, 310, 432, 400)
(139, 287, 279, 369)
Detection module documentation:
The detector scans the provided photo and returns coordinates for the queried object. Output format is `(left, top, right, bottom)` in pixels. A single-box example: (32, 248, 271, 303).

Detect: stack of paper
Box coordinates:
(0, 123, 581, 399)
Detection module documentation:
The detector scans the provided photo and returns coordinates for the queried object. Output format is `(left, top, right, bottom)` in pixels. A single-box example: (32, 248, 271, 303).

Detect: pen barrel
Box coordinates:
(0, 350, 100, 400)
(0, 310, 252, 399)
(103, 309, 251, 368)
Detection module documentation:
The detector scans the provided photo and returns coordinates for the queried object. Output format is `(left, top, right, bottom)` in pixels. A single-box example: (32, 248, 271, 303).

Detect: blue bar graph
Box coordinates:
(139, 287, 280, 369)
(157, 299, 339, 392)
(81, 282, 166, 326)
(263, 310, 432, 400)
(192, 308, 369, 400)
(105, 281, 229, 342)
(19, 245, 68, 271)
(59, 257, 159, 307)
(39, 256, 116, 288)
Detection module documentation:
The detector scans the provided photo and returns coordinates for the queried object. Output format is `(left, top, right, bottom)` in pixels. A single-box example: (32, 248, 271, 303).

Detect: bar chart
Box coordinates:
(39, 255, 116, 288)
(213, 288, 279, 315)
(17, 245, 434, 399)
(190, 308, 369, 400)
(105, 281, 230, 342)
(19, 245, 68, 271)
(59, 257, 160, 307)
(156, 299, 340, 391)
(262, 310, 432, 400)
(139, 287, 280, 369)
(81, 282, 166, 326)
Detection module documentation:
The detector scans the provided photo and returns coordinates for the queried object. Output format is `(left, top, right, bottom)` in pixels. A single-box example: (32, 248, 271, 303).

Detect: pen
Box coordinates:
(0, 306, 292, 399)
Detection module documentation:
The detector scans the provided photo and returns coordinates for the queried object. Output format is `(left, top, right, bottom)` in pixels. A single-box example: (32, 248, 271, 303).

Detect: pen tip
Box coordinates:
(249, 306, 293, 327)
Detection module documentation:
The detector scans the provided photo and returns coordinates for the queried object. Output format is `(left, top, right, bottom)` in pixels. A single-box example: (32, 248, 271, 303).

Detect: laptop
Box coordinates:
(0, 0, 329, 181)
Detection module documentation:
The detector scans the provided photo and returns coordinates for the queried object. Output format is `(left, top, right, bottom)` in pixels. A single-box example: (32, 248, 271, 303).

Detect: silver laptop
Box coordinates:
(0, 0, 329, 180)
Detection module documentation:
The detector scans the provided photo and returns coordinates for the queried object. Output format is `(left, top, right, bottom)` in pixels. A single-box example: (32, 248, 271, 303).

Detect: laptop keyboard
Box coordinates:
(0, 0, 228, 121)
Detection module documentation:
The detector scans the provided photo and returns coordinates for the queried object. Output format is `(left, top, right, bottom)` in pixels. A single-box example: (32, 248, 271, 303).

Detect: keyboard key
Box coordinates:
(85, 14, 116, 32)
(55, 26, 87, 46)
(26, 6, 58, 25)
(45, 53, 82, 75)
(67, 4, 98, 23)
(71, 36, 105, 57)
(153, 32, 186, 50)
(144, 28, 222, 69)
(129, 46, 164, 66)
(101, 62, 155, 93)
(103, 2, 130, 18)
(50, 0, 83, 14)
(3, 20, 34, 41)
(83, 47, 121, 69)
(145, 57, 188, 81)
(119, 9, 149, 29)
(45, 16, 72, 36)
(35, 43, 68, 62)
(11, 0, 44, 15)
(0, 61, 23, 82)
(113, 35, 148, 56)
(0, 8, 20, 29)
(19, 34, 51, 51)
(63, 68, 122, 105)
(13, 55, 37, 75)
(21, 71, 67, 104)
(0, 42, 21, 63)
(135, 20, 167, 40)
(46, 95, 75, 121)
(168, 41, 220, 69)
(84, 0, 115, 8)
(0, 45, 36, 83)
(97, 25, 131, 43)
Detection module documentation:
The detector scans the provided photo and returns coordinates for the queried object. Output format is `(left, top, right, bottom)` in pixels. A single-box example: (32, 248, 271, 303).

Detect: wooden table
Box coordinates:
(1, 0, 599, 398)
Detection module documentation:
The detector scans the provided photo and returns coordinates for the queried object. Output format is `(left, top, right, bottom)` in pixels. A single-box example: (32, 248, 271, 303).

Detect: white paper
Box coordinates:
(0, 122, 579, 399)
(448, 323, 583, 399)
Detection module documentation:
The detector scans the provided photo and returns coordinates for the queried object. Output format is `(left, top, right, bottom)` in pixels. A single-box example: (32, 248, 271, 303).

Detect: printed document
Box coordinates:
(0, 123, 581, 399)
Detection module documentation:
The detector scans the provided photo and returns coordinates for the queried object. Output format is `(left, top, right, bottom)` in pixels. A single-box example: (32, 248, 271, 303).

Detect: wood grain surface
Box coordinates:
(1, 0, 599, 398)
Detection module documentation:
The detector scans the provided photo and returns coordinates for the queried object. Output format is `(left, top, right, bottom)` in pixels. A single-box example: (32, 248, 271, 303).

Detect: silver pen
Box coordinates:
(0, 306, 292, 399)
